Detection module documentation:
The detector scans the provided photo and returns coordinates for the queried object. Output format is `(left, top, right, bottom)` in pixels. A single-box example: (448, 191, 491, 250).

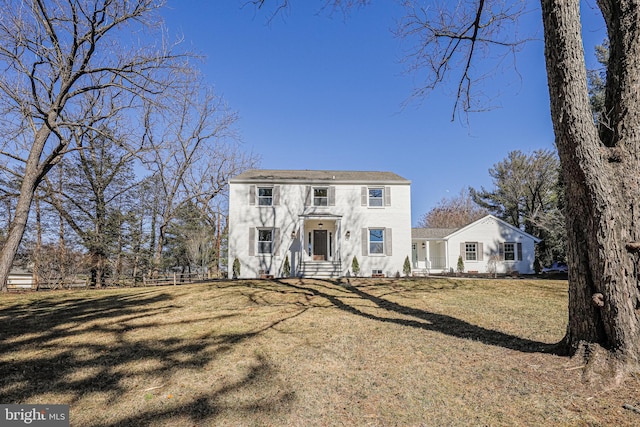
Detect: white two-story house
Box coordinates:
(228, 170, 412, 278)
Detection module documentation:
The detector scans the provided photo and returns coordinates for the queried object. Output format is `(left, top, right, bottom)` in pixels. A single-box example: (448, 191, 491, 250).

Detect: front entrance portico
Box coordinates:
(297, 214, 342, 267)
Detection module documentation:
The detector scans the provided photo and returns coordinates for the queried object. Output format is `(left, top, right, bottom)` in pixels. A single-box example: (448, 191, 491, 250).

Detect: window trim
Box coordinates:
(313, 187, 329, 206)
(465, 242, 478, 261)
(504, 242, 516, 261)
(368, 187, 384, 207)
(257, 186, 273, 206)
(257, 228, 273, 254)
(369, 228, 385, 255)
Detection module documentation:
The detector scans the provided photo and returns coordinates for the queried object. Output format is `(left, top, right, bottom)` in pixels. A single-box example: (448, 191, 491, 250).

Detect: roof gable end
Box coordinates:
(446, 214, 542, 242)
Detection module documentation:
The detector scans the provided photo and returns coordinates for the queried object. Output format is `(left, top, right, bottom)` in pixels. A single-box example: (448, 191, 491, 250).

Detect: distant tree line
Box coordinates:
(0, 0, 258, 289)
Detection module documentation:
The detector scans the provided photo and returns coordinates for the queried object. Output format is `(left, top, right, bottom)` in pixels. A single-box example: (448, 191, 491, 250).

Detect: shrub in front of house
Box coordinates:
(283, 255, 291, 277)
(457, 255, 464, 274)
(232, 258, 241, 279)
(403, 256, 411, 276)
(351, 256, 360, 277)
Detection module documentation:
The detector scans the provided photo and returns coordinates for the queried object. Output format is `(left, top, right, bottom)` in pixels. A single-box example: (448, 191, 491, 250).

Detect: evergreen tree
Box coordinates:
(587, 40, 609, 125)
(403, 256, 411, 277)
(283, 255, 291, 277)
(470, 149, 565, 265)
(351, 256, 360, 277)
(456, 255, 464, 274)
(232, 258, 241, 279)
(164, 202, 215, 275)
(42, 120, 139, 287)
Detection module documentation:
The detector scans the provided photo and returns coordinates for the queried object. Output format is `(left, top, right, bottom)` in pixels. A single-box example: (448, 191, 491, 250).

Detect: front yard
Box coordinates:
(0, 277, 638, 426)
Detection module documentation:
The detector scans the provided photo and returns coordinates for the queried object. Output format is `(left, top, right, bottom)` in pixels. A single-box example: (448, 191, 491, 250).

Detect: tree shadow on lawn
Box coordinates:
(274, 278, 561, 354)
(0, 289, 296, 426)
(86, 353, 295, 427)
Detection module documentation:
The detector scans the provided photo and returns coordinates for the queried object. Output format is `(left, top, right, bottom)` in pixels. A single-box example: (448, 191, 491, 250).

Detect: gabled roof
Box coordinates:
(448, 214, 542, 242)
(412, 227, 459, 239)
(412, 214, 542, 242)
(230, 169, 411, 184)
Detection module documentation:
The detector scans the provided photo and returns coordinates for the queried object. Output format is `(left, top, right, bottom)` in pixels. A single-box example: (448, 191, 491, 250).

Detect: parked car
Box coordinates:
(542, 261, 568, 274)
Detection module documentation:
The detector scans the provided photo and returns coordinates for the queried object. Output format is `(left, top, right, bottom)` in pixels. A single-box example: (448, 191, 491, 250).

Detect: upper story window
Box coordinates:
(368, 188, 384, 207)
(314, 187, 328, 206)
(361, 186, 390, 207)
(258, 187, 273, 206)
(305, 185, 334, 207)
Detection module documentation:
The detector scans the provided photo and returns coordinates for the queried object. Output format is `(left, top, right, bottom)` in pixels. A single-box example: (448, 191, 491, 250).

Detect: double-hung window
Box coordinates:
(313, 187, 328, 206)
(368, 188, 384, 207)
(361, 186, 390, 207)
(500, 242, 521, 261)
(504, 243, 515, 261)
(258, 229, 273, 254)
(258, 187, 273, 206)
(465, 242, 478, 261)
(369, 229, 385, 254)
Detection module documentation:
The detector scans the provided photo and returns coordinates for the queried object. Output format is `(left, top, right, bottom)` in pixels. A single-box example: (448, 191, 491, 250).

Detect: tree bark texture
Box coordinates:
(541, 0, 640, 370)
(0, 125, 53, 291)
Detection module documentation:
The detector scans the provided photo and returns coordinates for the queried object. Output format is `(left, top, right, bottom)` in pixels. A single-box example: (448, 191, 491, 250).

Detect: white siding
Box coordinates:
(446, 216, 538, 274)
(228, 175, 412, 278)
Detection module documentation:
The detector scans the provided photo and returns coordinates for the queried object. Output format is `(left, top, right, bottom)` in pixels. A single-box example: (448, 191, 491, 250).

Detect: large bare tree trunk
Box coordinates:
(541, 0, 640, 378)
(33, 192, 42, 291)
(0, 125, 52, 291)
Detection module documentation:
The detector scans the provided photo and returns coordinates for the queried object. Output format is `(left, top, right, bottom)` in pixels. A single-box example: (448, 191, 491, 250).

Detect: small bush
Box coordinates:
(283, 255, 291, 277)
(403, 256, 411, 276)
(232, 258, 241, 279)
(351, 256, 360, 277)
(457, 255, 464, 274)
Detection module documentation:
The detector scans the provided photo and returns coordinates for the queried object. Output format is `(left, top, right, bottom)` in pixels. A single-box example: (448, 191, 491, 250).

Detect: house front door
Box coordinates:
(313, 230, 328, 260)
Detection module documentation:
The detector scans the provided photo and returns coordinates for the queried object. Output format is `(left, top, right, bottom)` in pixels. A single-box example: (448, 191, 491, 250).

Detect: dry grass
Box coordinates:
(1, 277, 639, 426)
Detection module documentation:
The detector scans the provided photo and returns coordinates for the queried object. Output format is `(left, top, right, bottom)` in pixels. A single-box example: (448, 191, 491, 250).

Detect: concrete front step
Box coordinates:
(299, 261, 342, 278)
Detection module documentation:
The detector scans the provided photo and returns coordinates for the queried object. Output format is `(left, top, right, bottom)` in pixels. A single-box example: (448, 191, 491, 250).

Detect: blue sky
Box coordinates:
(161, 1, 606, 225)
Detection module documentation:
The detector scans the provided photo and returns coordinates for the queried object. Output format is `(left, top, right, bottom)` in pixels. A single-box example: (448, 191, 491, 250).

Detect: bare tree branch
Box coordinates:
(396, 0, 532, 121)
(0, 0, 190, 290)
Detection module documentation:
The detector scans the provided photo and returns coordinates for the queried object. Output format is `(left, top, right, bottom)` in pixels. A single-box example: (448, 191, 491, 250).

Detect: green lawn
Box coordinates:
(1, 277, 639, 426)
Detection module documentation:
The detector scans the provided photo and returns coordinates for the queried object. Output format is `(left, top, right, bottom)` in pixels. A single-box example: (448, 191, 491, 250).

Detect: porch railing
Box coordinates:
(428, 256, 447, 270)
